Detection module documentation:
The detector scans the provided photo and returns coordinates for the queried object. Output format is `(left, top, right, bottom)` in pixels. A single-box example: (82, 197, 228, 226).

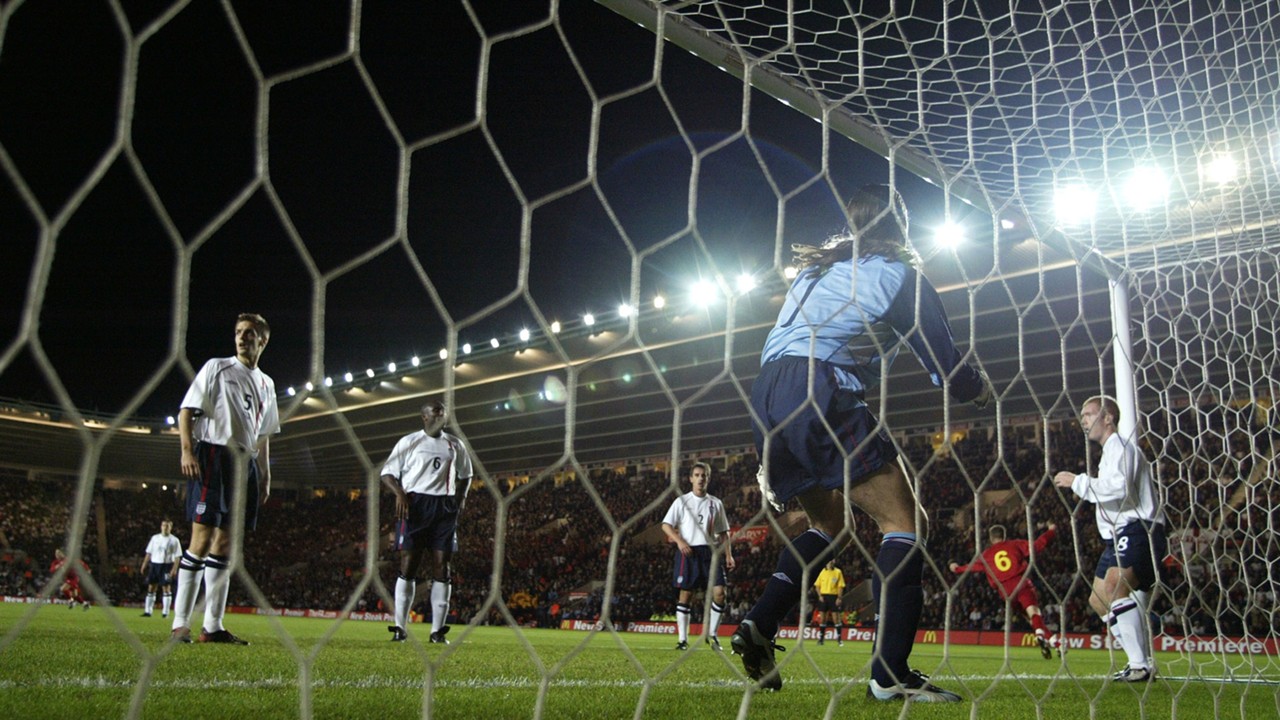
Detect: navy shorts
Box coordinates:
(672, 545, 725, 590)
(750, 356, 897, 503)
(819, 594, 840, 613)
(395, 493, 460, 553)
(1094, 520, 1168, 591)
(186, 441, 260, 531)
(145, 564, 171, 586)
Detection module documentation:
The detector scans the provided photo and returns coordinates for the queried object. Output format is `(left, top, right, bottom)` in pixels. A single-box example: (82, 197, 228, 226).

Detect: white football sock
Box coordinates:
(201, 554, 231, 634)
(431, 580, 451, 634)
(1109, 597, 1148, 668)
(395, 576, 415, 630)
(172, 552, 204, 631)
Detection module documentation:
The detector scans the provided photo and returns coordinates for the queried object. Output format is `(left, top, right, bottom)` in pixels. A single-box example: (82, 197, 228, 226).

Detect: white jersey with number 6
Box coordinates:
(381, 430, 473, 497)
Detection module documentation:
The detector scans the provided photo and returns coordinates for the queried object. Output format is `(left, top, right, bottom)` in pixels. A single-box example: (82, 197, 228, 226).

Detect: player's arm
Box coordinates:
(1033, 523, 1057, 552)
(258, 436, 271, 505)
(661, 522, 691, 556)
(140, 554, 150, 575)
(949, 561, 974, 574)
(715, 529, 735, 570)
(178, 408, 199, 478)
(381, 472, 409, 520)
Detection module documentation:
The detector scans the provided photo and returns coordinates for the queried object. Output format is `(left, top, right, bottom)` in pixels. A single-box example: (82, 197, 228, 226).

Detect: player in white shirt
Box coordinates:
(661, 462, 735, 650)
(140, 519, 182, 617)
(381, 399, 474, 644)
(171, 313, 280, 645)
(1055, 395, 1167, 682)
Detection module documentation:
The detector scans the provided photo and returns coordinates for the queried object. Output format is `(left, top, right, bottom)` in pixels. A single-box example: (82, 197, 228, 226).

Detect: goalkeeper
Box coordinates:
(732, 184, 992, 703)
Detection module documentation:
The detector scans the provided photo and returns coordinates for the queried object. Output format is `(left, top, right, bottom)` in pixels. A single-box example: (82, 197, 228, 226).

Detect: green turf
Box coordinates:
(2, 603, 1278, 718)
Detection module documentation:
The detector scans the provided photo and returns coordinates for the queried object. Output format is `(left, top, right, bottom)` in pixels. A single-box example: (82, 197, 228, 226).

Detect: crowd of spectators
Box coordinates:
(2, 406, 1276, 640)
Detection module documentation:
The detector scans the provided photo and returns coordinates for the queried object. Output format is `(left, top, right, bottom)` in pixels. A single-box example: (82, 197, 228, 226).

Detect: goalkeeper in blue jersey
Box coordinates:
(732, 184, 992, 702)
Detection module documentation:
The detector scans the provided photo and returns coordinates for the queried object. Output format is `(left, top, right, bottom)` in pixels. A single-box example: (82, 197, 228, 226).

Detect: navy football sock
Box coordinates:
(870, 532, 923, 685)
(744, 528, 833, 638)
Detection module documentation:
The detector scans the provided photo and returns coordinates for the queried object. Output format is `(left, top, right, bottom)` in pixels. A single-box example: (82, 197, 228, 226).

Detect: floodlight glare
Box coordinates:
(653, 295, 666, 310)
(387, 362, 396, 373)
(1054, 184, 1097, 226)
(305, 381, 315, 391)
(999, 218, 1016, 231)
(365, 368, 375, 378)
(438, 348, 448, 360)
(411, 356, 420, 367)
(618, 303, 635, 318)
(550, 321, 561, 334)
(690, 279, 718, 307)
(1122, 166, 1169, 210)
(933, 220, 965, 248)
(489, 337, 500, 349)
(343, 372, 353, 383)
(165, 416, 175, 425)
(286, 387, 296, 396)
(462, 343, 472, 354)
(736, 274, 757, 294)
(583, 313, 595, 326)
(1202, 152, 1240, 185)
(518, 328, 531, 342)
(783, 266, 798, 280)
(324, 376, 333, 387)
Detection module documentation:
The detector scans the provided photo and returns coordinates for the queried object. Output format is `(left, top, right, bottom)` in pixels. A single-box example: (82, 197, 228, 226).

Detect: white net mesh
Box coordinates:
(2, 0, 1279, 717)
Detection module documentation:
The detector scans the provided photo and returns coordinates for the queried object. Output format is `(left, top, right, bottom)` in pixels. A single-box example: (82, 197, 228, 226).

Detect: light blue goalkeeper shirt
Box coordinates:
(760, 255, 985, 403)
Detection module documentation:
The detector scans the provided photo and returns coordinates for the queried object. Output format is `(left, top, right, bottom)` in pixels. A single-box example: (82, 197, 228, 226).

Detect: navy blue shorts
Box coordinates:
(819, 594, 840, 613)
(1094, 520, 1168, 591)
(750, 356, 897, 503)
(395, 493, 459, 553)
(145, 564, 171, 586)
(186, 442, 260, 531)
(672, 545, 725, 590)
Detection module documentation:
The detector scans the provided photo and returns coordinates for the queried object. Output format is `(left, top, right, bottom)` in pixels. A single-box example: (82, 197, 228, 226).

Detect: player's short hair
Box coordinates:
(690, 461, 711, 477)
(988, 525, 1006, 542)
(421, 398, 446, 415)
(1083, 395, 1120, 425)
(236, 312, 270, 339)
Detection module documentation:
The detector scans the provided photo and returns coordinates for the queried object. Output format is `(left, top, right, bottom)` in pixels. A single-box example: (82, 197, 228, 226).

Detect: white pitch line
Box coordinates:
(2, 674, 1278, 691)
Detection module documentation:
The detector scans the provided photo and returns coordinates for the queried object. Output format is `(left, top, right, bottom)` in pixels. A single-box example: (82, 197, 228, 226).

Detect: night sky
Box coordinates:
(0, 0, 949, 419)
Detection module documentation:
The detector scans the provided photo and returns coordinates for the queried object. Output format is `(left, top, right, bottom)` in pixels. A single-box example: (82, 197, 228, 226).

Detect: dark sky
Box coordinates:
(0, 0, 947, 419)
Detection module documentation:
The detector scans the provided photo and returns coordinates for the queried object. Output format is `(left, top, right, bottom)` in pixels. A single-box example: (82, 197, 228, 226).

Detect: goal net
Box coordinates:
(1, 0, 1278, 717)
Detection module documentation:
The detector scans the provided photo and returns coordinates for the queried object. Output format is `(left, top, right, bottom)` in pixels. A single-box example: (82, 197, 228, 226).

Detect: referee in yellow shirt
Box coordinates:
(814, 559, 846, 646)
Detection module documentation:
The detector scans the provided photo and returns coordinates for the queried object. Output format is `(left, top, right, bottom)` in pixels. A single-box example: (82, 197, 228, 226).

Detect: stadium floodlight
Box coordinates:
(1122, 166, 1170, 211)
(343, 372, 353, 383)
(735, 273, 757, 294)
(489, 337, 499, 349)
(618, 303, 635, 318)
(652, 294, 666, 309)
(783, 265, 798, 280)
(365, 368, 375, 378)
(324, 376, 333, 387)
(304, 381, 314, 391)
(550, 320, 561, 333)
(1054, 183, 1097, 226)
(438, 348, 448, 360)
(1201, 152, 1240, 185)
(286, 387, 296, 396)
(518, 328, 531, 342)
(999, 218, 1016, 231)
(165, 415, 175, 425)
(583, 313, 595, 326)
(690, 279, 718, 307)
(387, 362, 396, 373)
(410, 356, 420, 367)
(462, 342, 472, 355)
(933, 220, 965, 249)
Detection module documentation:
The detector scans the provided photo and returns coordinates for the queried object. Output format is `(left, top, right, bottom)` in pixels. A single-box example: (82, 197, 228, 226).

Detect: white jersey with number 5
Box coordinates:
(381, 430, 472, 497)
(180, 357, 279, 457)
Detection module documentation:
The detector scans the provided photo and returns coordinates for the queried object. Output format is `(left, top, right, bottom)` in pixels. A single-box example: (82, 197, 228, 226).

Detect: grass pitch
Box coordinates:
(2, 603, 1278, 719)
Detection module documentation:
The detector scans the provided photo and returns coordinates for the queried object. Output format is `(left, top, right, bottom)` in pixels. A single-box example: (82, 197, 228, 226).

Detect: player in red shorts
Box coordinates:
(49, 548, 91, 609)
(950, 523, 1057, 658)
